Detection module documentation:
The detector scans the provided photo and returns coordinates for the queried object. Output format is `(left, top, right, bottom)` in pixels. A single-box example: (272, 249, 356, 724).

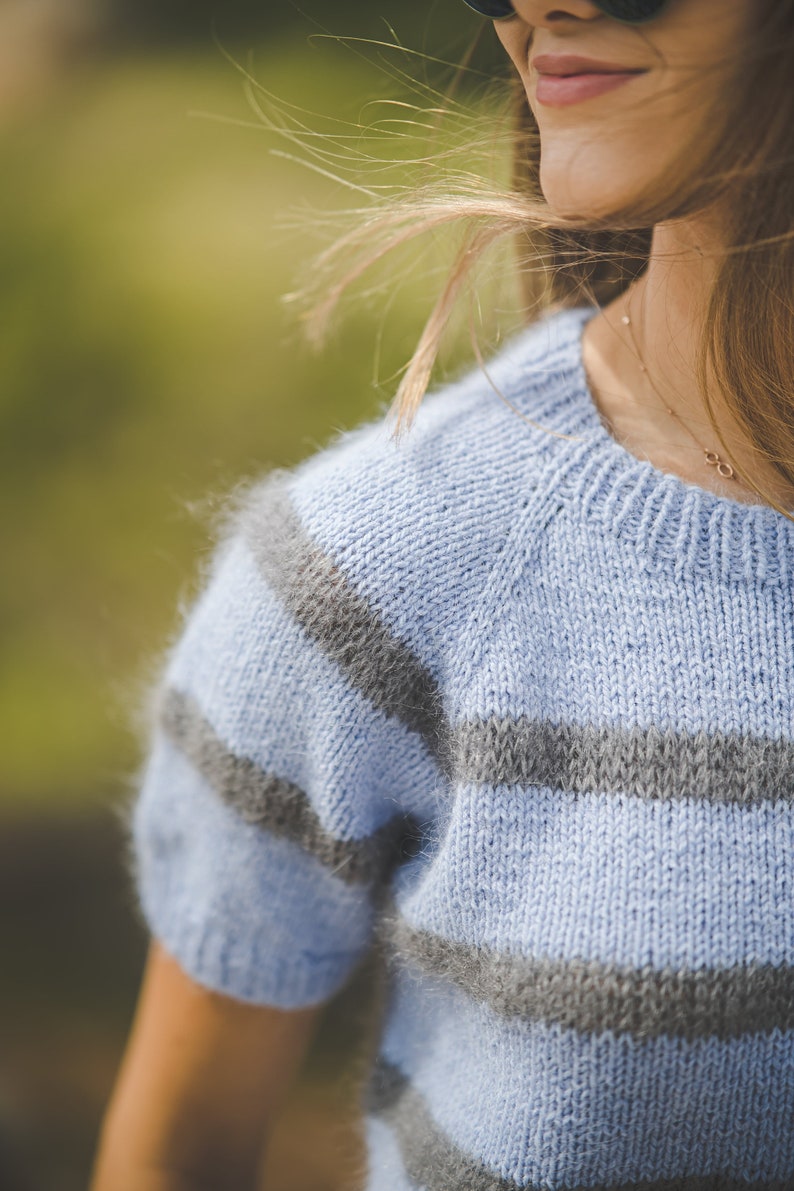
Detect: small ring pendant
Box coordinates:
(705, 451, 735, 479)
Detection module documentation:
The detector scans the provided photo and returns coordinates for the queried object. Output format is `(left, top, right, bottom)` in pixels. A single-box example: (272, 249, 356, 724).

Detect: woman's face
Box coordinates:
(495, 0, 752, 221)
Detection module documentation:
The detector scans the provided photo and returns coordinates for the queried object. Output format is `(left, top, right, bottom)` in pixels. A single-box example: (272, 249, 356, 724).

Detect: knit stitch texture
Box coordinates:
(133, 304, 794, 1190)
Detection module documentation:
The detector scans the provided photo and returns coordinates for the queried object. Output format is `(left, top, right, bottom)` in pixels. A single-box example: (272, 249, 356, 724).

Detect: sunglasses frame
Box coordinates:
(462, 0, 667, 23)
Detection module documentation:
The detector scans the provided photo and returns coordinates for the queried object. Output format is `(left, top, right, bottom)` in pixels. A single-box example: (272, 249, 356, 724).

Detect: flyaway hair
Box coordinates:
(249, 5, 794, 519)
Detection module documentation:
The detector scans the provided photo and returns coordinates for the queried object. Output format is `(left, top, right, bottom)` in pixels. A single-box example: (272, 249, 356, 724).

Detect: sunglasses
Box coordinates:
(462, 0, 668, 22)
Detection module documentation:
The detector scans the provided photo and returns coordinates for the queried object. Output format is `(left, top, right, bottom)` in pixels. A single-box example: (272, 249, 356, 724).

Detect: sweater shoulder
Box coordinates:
(316, 304, 585, 481)
(245, 305, 591, 552)
(228, 306, 592, 666)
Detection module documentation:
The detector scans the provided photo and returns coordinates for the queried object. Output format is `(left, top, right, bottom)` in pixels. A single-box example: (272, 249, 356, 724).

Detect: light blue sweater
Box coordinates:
(134, 304, 794, 1189)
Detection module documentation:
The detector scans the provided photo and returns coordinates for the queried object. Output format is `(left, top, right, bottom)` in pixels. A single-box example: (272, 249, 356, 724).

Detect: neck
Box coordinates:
(583, 214, 794, 510)
(629, 218, 719, 437)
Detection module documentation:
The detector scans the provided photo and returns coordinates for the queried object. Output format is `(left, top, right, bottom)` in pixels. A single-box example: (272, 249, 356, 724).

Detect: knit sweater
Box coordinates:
(133, 303, 794, 1190)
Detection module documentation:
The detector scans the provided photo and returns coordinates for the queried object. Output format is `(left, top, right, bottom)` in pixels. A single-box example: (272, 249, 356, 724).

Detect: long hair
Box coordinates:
(296, 1, 794, 519)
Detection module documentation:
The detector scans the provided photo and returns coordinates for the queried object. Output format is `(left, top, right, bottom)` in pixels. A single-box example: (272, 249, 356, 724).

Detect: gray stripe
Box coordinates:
(452, 718, 794, 805)
(367, 1058, 789, 1191)
(368, 1058, 512, 1191)
(159, 686, 415, 886)
(384, 914, 794, 1040)
(240, 477, 447, 763)
(240, 479, 793, 807)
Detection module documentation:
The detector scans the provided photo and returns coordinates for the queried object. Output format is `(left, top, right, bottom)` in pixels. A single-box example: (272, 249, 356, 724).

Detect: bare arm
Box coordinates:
(90, 941, 323, 1191)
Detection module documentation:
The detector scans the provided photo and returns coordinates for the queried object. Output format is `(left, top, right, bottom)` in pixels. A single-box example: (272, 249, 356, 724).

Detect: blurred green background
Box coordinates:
(0, 1, 509, 1187)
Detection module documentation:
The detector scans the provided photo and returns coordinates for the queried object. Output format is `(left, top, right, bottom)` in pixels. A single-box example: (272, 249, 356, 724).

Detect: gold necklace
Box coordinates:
(620, 295, 742, 485)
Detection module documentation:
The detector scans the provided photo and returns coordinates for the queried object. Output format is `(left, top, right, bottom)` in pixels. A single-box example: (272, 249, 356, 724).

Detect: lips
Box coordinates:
(532, 53, 647, 108)
(532, 53, 646, 76)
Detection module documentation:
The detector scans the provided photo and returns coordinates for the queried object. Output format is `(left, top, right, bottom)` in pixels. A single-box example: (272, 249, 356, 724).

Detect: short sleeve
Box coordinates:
(132, 471, 437, 1009)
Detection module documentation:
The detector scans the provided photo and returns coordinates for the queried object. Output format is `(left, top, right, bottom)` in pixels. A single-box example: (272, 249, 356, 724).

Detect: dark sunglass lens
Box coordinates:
(462, 0, 666, 20)
(461, 0, 515, 17)
(596, 0, 667, 21)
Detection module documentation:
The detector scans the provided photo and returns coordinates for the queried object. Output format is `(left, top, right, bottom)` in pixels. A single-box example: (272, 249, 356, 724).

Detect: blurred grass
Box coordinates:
(0, 21, 519, 1189)
(0, 30, 508, 812)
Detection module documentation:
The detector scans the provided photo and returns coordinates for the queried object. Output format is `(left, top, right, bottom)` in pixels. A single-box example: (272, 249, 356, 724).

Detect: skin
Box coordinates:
(496, 0, 794, 508)
(90, 942, 323, 1190)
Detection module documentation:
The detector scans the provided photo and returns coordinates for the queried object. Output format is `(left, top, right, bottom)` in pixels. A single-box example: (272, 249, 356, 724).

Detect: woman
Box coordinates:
(92, 2, 794, 1188)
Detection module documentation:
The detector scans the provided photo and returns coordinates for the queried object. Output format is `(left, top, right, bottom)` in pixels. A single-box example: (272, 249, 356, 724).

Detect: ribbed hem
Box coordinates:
(512, 305, 794, 586)
(139, 885, 361, 1009)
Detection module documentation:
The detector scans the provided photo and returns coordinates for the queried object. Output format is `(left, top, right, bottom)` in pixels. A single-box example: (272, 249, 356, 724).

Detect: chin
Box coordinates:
(540, 170, 638, 226)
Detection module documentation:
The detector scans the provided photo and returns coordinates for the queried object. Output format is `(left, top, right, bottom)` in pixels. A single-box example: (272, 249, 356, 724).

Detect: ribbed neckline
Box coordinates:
(512, 304, 794, 586)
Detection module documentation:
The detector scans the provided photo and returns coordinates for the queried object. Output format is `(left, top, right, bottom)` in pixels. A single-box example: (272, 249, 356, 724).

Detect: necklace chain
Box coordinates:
(621, 293, 741, 484)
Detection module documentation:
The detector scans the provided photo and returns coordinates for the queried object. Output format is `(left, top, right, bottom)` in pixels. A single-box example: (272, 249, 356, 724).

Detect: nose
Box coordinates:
(511, 0, 605, 24)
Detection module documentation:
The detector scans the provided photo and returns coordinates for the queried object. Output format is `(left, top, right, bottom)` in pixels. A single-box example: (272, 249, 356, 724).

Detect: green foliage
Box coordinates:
(103, 0, 488, 50)
(2, 33, 509, 811)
